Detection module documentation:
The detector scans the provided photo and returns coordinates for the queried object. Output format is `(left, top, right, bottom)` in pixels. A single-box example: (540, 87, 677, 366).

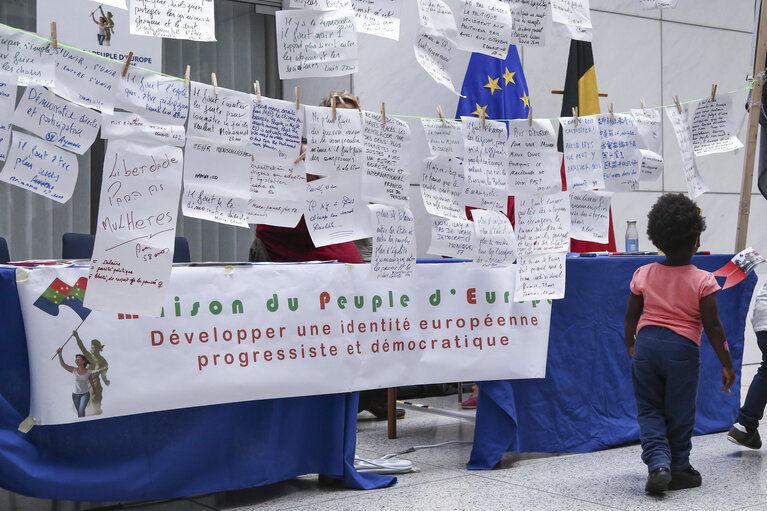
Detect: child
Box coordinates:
(728, 281, 767, 449)
(624, 193, 735, 494)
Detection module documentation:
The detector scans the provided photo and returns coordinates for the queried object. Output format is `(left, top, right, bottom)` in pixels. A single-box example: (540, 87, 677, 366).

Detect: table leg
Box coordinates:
(387, 387, 396, 439)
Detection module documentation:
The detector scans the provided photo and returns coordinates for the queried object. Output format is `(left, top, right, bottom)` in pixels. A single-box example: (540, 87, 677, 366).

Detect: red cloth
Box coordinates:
(256, 217, 362, 263)
(560, 159, 616, 252)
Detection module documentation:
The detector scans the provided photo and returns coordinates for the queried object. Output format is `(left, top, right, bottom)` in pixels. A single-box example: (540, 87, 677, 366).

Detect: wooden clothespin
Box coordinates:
(211, 73, 218, 97)
(254, 81, 262, 102)
(711, 84, 718, 102)
(640, 97, 647, 114)
(50, 22, 57, 51)
(294, 151, 306, 165)
(437, 105, 446, 126)
(528, 107, 533, 127)
(121, 51, 133, 77)
(295, 86, 300, 110)
(572, 106, 579, 127)
(609, 103, 615, 122)
(381, 102, 386, 125)
(673, 96, 682, 114)
(331, 96, 337, 121)
(184, 65, 190, 89)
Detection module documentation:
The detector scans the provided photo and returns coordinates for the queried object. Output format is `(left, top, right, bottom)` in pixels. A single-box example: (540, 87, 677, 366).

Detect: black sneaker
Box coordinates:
(668, 466, 702, 490)
(727, 424, 762, 449)
(645, 467, 671, 494)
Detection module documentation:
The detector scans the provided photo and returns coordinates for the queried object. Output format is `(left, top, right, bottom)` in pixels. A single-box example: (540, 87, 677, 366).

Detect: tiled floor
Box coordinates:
(2, 365, 766, 511)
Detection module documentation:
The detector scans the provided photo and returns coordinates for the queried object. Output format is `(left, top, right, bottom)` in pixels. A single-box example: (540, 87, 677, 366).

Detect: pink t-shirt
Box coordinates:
(630, 262, 720, 345)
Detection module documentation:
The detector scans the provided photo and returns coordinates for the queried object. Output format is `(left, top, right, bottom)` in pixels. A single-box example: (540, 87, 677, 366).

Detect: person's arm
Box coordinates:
(56, 348, 74, 373)
(73, 330, 88, 357)
(624, 292, 643, 357)
(700, 292, 735, 391)
(91, 13, 98, 24)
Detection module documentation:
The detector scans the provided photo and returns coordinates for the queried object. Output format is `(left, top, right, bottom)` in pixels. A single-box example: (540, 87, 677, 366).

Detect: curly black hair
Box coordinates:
(646, 193, 706, 255)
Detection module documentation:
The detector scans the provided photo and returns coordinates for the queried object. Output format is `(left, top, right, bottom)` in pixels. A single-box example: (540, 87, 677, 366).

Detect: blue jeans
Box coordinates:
(736, 331, 767, 431)
(72, 392, 90, 418)
(632, 325, 700, 472)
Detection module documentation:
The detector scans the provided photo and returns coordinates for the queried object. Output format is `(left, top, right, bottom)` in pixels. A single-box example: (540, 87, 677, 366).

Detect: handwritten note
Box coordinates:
(421, 155, 465, 219)
(290, 0, 353, 8)
(417, 0, 456, 32)
(251, 96, 304, 164)
(248, 160, 306, 228)
(94, 0, 128, 9)
(666, 105, 708, 199)
(413, 31, 461, 95)
(276, 9, 358, 79)
(352, 0, 402, 40)
(560, 115, 604, 190)
(14, 86, 101, 155)
(507, 119, 561, 194)
(369, 204, 416, 279)
(101, 112, 186, 146)
(306, 105, 364, 178)
(509, 0, 548, 47)
(0, 72, 17, 161)
(116, 67, 189, 125)
(428, 217, 474, 258)
(569, 190, 612, 243)
(305, 175, 370, 247)
(551, 0, 592, 42)
(515, 192, 571, 255)
(182, 138, 251, 227)
(630, 108, 662, 153)
(598, 113, 640, 192)
(640, 0, 678, 8)
(462, 117, 508, 212)
(130, 0, 216, 42)
(188, 82, 251, 147)
(515, 252, 566, 301)
(361, 111, 411, 205)
(421, 118, 463, 157)
(84, 139, 183, 317)
(0, 25, 54, 86)
(472, 209, 517, 268)
(456, 0, 512, 59)
(52, 47, 121, 114)
(692, 97, 744, 156)
(0, 131, 78, 203)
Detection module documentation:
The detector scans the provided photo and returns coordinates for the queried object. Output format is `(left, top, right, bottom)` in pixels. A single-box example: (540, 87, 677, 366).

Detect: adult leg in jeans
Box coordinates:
(737, 331, 767, 431)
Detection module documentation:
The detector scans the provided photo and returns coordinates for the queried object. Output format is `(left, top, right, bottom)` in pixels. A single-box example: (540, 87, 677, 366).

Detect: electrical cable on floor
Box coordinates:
(380, 440, 474, 460)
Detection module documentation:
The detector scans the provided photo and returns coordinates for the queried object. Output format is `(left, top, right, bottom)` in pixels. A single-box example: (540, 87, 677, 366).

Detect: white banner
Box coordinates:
(18, 263, 552, 425)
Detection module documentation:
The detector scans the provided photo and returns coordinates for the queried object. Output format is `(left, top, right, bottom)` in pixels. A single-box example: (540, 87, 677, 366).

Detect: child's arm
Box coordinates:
(700, 293, 736, 391)
(624, 292, 643, 357)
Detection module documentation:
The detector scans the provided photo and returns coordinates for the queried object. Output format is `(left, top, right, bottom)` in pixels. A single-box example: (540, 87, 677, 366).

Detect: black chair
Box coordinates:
(0, 237, 10, 263)
(62, 233, 191, 263)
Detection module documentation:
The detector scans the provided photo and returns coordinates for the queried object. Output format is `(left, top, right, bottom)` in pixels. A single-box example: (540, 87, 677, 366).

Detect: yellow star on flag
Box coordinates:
(520, 91, 531, 108)
(503, 68, 516, 86)
(472, 103, 488, 119)
(483, 75, 502, 95)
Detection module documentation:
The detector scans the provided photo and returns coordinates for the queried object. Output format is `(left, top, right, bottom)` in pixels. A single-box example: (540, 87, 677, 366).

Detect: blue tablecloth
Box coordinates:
(0, 267, 395, 501)
(468, 254, 757, 470)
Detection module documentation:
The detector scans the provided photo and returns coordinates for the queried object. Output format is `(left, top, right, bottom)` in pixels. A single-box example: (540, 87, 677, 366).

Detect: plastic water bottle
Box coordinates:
(625, 221, 639, 253)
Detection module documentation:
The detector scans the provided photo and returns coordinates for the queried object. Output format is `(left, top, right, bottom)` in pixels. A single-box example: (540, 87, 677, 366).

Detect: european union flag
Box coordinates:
(455, 45, 530, 125)
(33, 277, 91, 321)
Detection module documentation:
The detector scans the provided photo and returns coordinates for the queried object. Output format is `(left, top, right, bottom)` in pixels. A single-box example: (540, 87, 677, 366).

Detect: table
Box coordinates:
(468, 254, 757, 470)
(0, 267, 395, 501)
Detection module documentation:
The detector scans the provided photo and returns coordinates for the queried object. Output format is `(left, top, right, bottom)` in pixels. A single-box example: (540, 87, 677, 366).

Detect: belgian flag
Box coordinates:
(559, 40, 617, 252)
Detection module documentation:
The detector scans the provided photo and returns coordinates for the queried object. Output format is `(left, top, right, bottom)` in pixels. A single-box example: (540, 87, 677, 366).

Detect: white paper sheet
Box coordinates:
(417, 0, 457, 32)
(0, 25, 54, 86)
(456, 0, 512, 59)
(275, 9, 358, 79)
(130, 0, 216, 42)
(13, 86, 101, 155)
(289, 0, 353, 8)
(421, 155, 466, 219)
(515, 252, 566, 301)
(597, 113, 640, 192)
(116, 67, 188, 125)
(306, 105, 364, 178)
(550, 0, 592, 41)
(251, 96, 304, 164)
(413, 31, 462, 96)
(462, 116, 508, 211)
(0, 131, 78, 203)
(101, 112, 186, 146)
(182, 138, 251, 227)
(247, 160, 306, 228)
(666, 105, 708, 199)
(508, 0, 548, 47)
(691, 97, 744, 156)
(88, 0, 127, 9)
(569, 190, 612, 243)
(638, 149, 663, 182)
(507, 119, 561, 195)
(428, 217, 474, 258)
(84, 139, 183, 317)
(52, 47, 121, 114)
(560, 115, 604, 190)
(0, 72, 17, 161)
(361, 110, 411, 205)
(630, 108, 662, 154)
(472, 209, 517, 268)
(514, 191, 570, 256)
(352, 0, 402, 40)
(188, 82, 251, 147)
(421, 118, 463, 157)
(639, 0, 677, 9)
(305, 175, 370, 247)
(369, 204, 416, 279)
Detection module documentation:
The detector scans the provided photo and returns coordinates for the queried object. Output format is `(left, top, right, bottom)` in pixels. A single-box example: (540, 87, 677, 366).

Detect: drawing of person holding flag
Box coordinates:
(56, 347, 96, 418)
(73, 330, 110, 414)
